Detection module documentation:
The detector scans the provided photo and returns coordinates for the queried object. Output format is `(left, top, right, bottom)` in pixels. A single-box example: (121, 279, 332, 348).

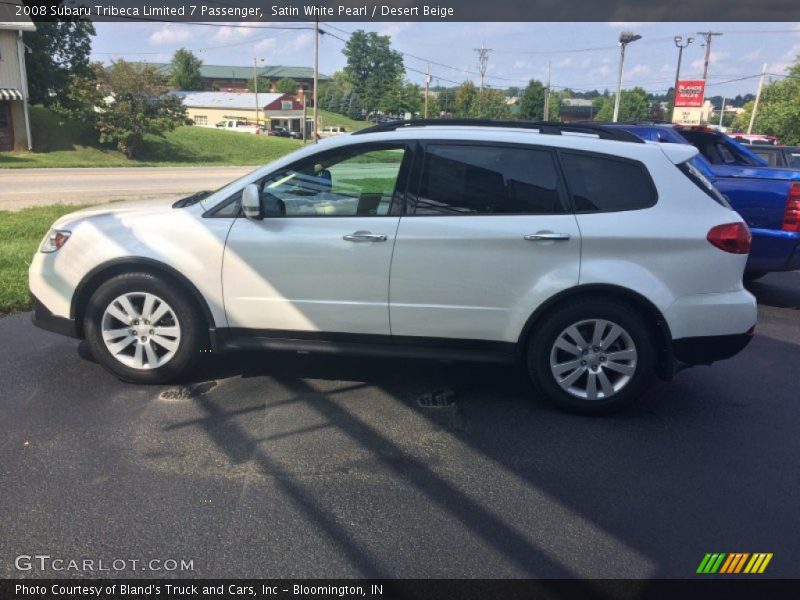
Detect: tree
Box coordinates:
(733, 57, 800, 145)
(518, 79, 547, 120)
(548, 90, 566, 121)
(346, 92, 364, 120)
(468, 89, 512, 119)
(170, 48, 204, 91)
(594, 87, 650, 122)
(247, 77, 272, 93)
(24, 21, 96, 106)
(381, 82, 423, 116)
(94, 61, 190, 158)
(435, 87, 456, 117)
(454, 81, 478, 117)
(342, 30, 404, 115)
(275, 77, 299, 96)
(327, 89, 344, 114)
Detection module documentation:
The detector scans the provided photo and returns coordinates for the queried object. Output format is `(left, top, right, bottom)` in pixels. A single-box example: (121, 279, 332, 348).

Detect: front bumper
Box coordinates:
(672, 328, 755, 366)
(30, 293, 80, 339)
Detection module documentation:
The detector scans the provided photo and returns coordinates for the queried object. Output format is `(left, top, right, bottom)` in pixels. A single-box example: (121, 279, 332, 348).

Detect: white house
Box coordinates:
(0, 2, 35, 151)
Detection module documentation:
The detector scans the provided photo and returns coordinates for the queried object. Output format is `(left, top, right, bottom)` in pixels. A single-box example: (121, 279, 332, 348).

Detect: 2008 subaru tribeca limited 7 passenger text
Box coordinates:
(29, 120, 757, 414)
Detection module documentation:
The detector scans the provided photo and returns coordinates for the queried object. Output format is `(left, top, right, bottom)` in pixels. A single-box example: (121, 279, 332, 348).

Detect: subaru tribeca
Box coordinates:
(29, 121, 757, 414)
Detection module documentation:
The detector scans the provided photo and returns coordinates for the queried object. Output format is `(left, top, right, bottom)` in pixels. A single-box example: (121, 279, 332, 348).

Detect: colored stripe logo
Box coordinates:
(697, 553, 773, 574)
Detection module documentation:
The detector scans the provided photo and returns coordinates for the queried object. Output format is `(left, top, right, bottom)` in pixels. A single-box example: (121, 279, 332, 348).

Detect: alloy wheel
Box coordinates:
(101, 292, 181, 370)
(549, 318, 638, 401)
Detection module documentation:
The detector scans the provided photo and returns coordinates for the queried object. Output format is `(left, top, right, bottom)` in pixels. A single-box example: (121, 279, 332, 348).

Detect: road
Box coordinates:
(0, 272, 799, 579)
(0, 166, 254, 210)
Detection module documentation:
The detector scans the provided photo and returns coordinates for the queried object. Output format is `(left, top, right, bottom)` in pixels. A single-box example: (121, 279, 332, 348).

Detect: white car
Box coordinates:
(320, 126, 348, 137)
(29, 121, 757, 414)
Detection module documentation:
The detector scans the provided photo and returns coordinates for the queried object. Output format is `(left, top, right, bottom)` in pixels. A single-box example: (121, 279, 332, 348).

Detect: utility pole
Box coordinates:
(424, 62, 431, 119)
(474, 44, 491, 92)
(719, 97, 725, 128)
(747, 63, 767, 135)
(313, 18, 319, 142)
(302, 95, 307, 143)
(543, 61, 551, 120)
(253, 57, 262, 129)
(613, 32, 642, 123)
(697, 31, 723, 83)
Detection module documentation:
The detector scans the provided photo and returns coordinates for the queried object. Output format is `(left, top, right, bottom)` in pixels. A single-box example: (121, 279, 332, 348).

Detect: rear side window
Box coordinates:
(559, 152, 657, 212)
(414, 144, 563, 215)
(678, 160, 731, 208)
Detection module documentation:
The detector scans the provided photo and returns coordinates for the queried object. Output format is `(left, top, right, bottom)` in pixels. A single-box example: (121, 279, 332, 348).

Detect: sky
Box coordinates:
(90, 21, 800, 97)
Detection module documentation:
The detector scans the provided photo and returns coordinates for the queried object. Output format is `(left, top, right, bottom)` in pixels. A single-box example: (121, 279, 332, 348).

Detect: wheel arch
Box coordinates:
(516, 284, 675, 380)
(71, 257, 216, 339)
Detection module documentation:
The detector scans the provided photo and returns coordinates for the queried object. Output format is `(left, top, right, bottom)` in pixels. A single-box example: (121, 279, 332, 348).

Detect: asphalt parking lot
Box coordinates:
(1, 271, 799, 579)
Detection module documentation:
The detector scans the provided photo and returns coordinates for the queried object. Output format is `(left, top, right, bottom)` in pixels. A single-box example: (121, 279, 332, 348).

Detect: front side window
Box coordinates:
(559, 152, 657, 212)
(260, 145, 406, 217)
(414, 144, 563, 215)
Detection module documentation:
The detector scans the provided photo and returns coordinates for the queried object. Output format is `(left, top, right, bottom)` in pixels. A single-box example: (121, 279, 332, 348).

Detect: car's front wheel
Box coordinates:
(84, 272, 204, 384)
(527, 299, 656, 415)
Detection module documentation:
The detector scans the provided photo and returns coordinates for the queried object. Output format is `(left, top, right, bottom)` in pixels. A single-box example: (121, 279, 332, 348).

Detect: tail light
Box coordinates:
(782, 184, 800, 232)
(707, 222, 752, 254)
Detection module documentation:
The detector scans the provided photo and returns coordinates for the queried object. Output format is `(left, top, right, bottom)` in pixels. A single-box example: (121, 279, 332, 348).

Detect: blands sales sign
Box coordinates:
(675, 80, 706, 108)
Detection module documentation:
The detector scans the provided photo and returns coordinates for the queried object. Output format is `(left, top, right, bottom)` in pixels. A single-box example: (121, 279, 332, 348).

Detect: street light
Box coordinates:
(672, 35, 694, 121)
(612, 31, 642, 123)
(253, 57, 266, 129)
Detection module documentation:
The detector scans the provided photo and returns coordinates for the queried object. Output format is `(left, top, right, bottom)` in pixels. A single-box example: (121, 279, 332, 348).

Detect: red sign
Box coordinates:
(675, 80, 706, 108)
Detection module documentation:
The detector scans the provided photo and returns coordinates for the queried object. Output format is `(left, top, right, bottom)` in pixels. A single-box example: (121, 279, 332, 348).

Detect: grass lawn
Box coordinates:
(0, 107, 368, 169)
(0, 106, 304, 169)
(318, 109, 370, 132)
(0, 204, 87, 315)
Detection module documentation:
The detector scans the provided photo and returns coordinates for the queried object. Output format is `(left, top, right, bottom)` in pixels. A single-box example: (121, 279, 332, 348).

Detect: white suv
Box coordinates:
(29, 121, 757, 414)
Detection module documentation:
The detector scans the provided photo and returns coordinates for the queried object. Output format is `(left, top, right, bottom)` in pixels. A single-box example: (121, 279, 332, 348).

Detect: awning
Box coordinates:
(0, 88, 23, 101)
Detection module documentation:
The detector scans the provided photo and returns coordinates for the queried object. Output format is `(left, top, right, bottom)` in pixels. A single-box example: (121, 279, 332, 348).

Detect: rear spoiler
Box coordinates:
(659, 142, 699, 165)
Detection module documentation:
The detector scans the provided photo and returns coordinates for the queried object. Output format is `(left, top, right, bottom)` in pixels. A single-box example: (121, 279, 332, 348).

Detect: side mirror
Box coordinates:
(242, 184, 262, 220)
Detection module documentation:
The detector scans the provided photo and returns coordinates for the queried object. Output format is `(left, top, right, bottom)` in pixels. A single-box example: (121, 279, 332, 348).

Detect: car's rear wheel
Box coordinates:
(527, 299, 656, 415)
(84, 272, 204, 383)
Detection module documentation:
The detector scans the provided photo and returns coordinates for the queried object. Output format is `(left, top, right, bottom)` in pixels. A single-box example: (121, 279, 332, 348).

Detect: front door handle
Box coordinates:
(343, 231, 388, 242)
(524, 232, 571, 241)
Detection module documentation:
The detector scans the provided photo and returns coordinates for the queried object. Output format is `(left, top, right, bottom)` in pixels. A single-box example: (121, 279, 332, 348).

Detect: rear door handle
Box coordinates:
(524, 232, 571, 241)
(343, 231, 388, 242)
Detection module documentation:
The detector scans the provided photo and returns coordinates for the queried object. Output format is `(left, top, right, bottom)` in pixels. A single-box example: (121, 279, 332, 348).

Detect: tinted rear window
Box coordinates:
(415, 144, 563, 215)
(559, 152, 657, 212)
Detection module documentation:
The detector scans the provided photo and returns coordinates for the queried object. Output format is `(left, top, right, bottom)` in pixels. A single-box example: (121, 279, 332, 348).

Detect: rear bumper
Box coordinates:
(30, 293, 80, 339)
(672, 328, 754, 366)
(747, 228, 800, 273)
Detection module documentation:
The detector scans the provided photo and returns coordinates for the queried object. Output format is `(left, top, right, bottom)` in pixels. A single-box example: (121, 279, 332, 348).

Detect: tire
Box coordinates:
(84, 272, 205, 384)
(527, 299, 656, 415)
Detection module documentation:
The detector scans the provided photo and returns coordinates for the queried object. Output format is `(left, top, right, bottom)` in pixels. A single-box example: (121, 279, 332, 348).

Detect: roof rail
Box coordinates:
(576, 120, 674, 127)
(352, 119, 645, 143)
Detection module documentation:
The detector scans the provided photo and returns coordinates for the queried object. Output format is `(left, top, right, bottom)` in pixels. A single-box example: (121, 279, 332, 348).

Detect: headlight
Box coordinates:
(40, 229, 71, 253)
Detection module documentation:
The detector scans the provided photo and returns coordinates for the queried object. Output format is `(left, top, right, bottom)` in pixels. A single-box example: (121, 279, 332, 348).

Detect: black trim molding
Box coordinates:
(212, 328, 518, 365)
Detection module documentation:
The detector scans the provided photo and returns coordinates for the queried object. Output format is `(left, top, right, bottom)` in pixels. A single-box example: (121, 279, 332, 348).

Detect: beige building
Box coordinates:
(0, 5, 35, 151)
(173, 92, 309, 133)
